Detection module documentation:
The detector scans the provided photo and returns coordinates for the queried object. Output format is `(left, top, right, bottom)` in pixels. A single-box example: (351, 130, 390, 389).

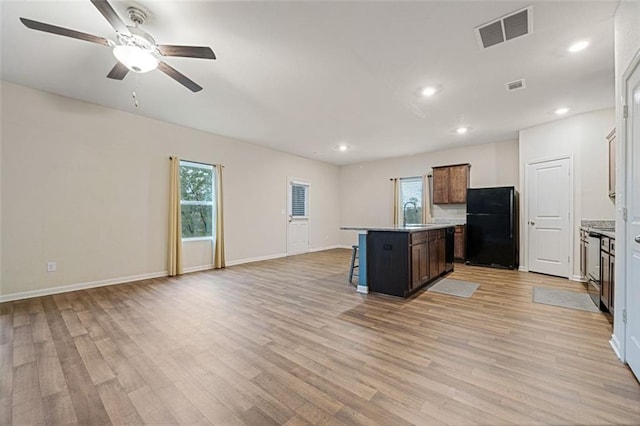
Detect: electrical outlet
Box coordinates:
(47, 262, 56, 272)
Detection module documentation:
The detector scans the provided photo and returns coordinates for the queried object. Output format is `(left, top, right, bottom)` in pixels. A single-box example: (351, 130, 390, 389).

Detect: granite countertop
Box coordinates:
(340, 224, 455, 232)
(580, 220, 615, 239)
(581, 226, 615, 239)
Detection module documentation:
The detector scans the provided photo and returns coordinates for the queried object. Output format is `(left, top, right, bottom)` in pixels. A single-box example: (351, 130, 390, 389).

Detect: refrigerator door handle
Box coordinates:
(509, 191, 514, 239)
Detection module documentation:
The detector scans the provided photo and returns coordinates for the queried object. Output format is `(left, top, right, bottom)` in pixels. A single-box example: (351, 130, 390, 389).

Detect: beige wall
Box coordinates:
(518, 108, 615, 279)
(611, 0, 640, 359)
(0, 82, 340, 299)
(339, 139, 520, 246)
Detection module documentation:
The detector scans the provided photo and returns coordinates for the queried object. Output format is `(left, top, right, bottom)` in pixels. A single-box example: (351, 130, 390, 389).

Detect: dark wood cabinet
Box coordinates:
(449, 165, 469, 204)
(437, 236, 446, 275)
(428, 231, 438, 279)
(454, 225, 466, 261)
(600, 235, 615, 313)
(432, 164, 470, 204)
(432, 168, 449, 204)
(367, 227, 453, 298)
(609, 251, 615, 314)
(410, 232, 428, 290)
(601, 248, 611, 310)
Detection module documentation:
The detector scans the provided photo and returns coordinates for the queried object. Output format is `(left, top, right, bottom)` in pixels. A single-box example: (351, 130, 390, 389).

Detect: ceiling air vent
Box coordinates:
(475, 6, 533, 49)
(505, 79, 526, 92)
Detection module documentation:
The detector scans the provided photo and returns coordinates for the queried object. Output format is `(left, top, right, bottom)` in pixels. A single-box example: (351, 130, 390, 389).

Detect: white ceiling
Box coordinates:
(1, 1, 617, 165)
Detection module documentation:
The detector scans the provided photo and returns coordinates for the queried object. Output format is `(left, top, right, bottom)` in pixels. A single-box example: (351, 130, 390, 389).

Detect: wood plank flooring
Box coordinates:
(1, 248, 639, 425)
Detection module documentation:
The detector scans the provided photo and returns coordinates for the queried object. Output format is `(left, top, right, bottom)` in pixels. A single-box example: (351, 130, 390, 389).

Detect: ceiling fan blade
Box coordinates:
(157, 45, 216, 60)
(89, 0, 129, 34)
(106, 62, 129, 80)
(158, 62, 203, 92)
(20, 18, 110, 46)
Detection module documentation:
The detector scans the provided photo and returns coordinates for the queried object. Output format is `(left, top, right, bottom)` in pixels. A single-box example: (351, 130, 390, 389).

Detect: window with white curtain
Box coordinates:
(399, 177, 423, 225)
(180, 161, 216, 239)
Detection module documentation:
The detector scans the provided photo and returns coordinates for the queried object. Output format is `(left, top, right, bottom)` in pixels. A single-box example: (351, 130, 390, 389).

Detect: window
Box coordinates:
(290, 182, 308, 218)
(399, 177, 423, 225)
(180, 161, 215, 239)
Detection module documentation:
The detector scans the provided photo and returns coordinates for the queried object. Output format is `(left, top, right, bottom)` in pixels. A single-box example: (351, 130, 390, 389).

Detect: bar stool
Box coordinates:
(348, 245, 359, 284)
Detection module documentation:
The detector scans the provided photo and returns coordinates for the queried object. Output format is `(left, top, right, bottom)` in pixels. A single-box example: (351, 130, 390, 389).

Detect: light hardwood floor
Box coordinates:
(1, 248, 639, 425)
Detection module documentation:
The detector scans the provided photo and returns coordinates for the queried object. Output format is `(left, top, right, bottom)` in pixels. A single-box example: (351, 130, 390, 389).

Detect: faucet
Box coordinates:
(402, 201, 417, 227)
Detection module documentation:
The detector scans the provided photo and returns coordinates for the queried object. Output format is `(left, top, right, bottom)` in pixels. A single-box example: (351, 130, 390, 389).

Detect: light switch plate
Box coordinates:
(47, 262, 56, 272)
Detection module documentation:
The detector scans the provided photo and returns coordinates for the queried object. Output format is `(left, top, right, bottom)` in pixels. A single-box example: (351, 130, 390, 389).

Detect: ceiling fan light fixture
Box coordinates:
(113, 45, 158, 73)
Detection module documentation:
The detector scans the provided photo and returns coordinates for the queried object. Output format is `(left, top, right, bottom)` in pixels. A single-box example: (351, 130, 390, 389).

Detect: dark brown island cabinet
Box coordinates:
(367, 227, 453, 298)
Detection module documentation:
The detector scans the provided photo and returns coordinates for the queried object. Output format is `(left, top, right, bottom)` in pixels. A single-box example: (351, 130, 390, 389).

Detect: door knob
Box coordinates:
(635, 235, 640, 244)
(530, 221, 535, 226)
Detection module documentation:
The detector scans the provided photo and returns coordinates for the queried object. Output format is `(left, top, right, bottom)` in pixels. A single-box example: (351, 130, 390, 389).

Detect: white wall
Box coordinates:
(339, 139, 519, 246)
(518, 108, 615, 279)
(0, 82, 340, 299)
(611, 0, 640, 361)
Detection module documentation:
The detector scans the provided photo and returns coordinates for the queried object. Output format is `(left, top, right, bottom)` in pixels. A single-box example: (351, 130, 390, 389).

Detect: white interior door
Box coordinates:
(527, 157, 571, 277)
(287, 180, 309, 255)
(625, 59, 640, 381)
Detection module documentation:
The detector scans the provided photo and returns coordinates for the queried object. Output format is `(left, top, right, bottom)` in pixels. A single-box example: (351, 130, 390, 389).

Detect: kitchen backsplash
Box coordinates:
(431, 217, 466, 224)
(430, 204, 466, 224)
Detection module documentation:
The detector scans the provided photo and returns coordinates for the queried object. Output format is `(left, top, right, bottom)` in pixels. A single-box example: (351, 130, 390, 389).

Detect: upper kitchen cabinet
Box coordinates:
(432, 164, 470, 204)
(607, 129, 615, 198)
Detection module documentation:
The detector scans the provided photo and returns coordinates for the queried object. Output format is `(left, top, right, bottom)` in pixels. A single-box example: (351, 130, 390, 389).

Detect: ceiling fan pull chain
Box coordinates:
(132, 74, 139, 107)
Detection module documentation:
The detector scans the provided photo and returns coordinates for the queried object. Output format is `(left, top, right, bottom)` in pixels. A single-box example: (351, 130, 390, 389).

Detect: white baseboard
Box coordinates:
(183, 264, 214, 274)
(225, 245, 345, 267)
(610, 334, 623, 361)
(356, 285, 369, 294)
(309, 245, 343, 252)
(0, 247, 349, 302)
(518, 266, 528, 272)
(0, 271, 168, 303)
(570, 274, 587, 282)
(225, 252, 287, 267)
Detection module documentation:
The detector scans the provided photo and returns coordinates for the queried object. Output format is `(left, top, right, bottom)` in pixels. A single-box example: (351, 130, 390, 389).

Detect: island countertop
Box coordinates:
(340, 224, 455, 232)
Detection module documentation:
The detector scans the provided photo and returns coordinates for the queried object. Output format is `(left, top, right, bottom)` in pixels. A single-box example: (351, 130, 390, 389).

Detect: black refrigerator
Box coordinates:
(466, 186, 518, 270)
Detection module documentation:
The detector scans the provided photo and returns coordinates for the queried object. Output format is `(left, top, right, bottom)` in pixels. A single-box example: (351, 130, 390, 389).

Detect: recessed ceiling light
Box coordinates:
(421, 86, 438, 97)
(555, 107, 569, 115)
(456, 127, 469, 134)
(568, 40, 589, 53)
(338, 144, 348, 152)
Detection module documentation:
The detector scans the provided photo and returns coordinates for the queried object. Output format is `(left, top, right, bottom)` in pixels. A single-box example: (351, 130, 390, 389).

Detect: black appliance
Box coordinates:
(445, 227, 454, 273)
(466, 186, 518, 269)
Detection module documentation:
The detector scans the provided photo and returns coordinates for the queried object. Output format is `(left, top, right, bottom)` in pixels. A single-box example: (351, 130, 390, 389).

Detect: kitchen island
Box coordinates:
(341, 225, 455, 298)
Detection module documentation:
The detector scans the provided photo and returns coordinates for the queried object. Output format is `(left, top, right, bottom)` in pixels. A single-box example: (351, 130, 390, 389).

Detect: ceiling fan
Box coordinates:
(19, 0, 216, 92)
